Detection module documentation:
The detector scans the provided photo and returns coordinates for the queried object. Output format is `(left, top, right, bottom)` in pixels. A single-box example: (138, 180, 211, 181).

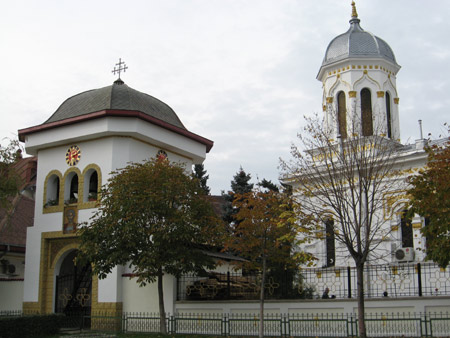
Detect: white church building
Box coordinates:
(17, 63, 214, 318)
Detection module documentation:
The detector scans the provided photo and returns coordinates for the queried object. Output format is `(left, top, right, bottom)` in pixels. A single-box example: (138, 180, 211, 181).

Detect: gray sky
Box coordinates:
(1, 1, 449, 194)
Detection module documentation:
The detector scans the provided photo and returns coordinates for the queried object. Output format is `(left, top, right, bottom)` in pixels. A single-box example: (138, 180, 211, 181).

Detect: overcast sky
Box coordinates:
(1, 1, 449, 195)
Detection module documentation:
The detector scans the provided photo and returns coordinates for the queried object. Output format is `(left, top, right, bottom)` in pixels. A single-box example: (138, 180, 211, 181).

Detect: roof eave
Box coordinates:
(18, 109, 214, 153)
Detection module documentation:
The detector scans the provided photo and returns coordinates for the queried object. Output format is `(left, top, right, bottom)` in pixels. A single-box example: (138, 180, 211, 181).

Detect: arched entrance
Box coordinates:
(55, 250, 92, 328)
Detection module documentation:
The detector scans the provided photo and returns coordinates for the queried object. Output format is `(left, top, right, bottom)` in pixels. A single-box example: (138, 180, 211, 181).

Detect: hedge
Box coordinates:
(0, 314, 64, 338)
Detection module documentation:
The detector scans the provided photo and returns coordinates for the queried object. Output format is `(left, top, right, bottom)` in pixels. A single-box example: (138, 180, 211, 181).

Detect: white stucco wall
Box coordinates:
(122, 275, 176, 314)
(22, 115, 206, 309)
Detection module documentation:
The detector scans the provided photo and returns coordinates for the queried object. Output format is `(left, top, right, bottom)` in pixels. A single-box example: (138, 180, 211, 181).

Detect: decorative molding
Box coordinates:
(412, 222, 422, 229)
(348, 91, 357, 98)
(326, 97, 334, 104)
(44, 164, 102, 213)
(394, 98, 400, 104)
(43, 170, 64, 214)
(377, 91, 385, 98)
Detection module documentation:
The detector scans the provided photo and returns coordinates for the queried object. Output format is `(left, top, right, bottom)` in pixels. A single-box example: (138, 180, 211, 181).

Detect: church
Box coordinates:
(17, 60, 214, 318)
(4, 1, 449, 325)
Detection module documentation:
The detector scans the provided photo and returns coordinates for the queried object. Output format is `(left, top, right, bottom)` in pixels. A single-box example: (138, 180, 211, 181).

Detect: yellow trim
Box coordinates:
(394, 98, 400, 104)
(43, 170, 64, 214)
(24, 231, 122, 316)
(44, 165, 103, 213)
(412, 222, 422, 229)
(377, 91, 385, 98)
(62, 167, 82, 204)
(348, 91, 357, 98)
(79, 164, 102, 208)
(326, 97, 334, 104)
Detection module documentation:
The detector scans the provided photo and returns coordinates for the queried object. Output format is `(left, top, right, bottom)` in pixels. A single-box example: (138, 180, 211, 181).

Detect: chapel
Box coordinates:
(17, 60, 213, 319)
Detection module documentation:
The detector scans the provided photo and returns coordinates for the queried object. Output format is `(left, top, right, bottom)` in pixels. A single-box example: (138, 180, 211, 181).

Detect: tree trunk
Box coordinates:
(356, 262, 367, 338)
(157, 267, 167, 334)
(259, 256, 266, 338)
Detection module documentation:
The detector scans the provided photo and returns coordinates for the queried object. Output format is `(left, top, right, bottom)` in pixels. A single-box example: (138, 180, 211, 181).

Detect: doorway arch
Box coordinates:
(54, 249, 92, 328)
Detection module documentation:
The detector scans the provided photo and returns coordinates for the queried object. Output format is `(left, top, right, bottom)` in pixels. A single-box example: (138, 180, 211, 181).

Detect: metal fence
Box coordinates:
(2, 310, 450, 337)
(177, 262, 450, 301)
(85, 312, 450, 337)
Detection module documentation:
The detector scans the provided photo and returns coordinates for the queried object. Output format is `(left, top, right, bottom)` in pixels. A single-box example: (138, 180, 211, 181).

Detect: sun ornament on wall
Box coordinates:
(157, 150, 168, 161)
(65, 145, 81, 166)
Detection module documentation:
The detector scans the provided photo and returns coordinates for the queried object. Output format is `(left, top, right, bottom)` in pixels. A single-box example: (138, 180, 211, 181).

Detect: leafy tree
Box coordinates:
(222, 167, 253, 226)
(78, 158, 223, 334)
(408, 128, 450, 268)
(281, 114, 402, 338)
(0, 139, 23, 211)
(192, 163, 210, 194)
(224, 188, 314, 338)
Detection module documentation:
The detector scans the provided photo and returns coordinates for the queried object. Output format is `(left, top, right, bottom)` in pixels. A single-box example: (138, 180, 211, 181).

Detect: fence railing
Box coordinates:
(3, 310, 450, 337)
(82, 311, 450, 337)
(177, 262, 450, 301)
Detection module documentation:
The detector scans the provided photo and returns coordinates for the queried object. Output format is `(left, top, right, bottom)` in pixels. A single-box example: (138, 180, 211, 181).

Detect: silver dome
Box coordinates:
(321, 17, 398, 67)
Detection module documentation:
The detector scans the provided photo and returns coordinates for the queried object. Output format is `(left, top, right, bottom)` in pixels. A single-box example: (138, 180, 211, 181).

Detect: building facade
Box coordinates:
(18, 76, 213, 317)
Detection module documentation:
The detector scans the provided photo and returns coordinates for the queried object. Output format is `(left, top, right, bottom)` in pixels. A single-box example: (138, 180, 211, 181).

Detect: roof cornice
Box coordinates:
(18, 109, 214, 153)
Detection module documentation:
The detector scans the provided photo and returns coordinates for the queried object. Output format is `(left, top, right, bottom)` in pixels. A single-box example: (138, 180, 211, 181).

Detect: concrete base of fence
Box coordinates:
(175, 295, 450, 316)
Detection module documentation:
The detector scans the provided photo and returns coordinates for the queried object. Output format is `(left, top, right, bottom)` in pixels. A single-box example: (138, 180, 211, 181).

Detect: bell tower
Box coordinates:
(317, 2, 401, 142)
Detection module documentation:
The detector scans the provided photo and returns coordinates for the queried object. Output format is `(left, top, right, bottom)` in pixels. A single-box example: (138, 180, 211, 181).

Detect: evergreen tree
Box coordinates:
(192, 163, 210, 194)
(257, 178, 279, 192)
(222, 167, 253, 227)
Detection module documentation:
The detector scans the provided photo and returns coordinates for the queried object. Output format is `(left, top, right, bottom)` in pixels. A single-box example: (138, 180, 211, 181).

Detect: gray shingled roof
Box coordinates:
(45, 79, 186, 130)
(321, 17, 398, 67)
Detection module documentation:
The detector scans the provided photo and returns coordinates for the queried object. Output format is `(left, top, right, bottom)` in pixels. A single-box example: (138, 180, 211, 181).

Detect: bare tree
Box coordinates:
(281, 114, 404, 338)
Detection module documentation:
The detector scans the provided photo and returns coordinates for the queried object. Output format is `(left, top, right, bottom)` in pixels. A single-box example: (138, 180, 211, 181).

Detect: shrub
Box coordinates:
(0, 314, 64, 338)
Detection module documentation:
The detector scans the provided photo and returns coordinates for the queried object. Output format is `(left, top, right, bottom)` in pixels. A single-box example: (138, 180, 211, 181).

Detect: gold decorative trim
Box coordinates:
(27, 230, 123, 317)
(43, 170, 64, 214)
(326, 97, 333, 104)
(323, 105, 327, 112)
(62, 167, 82, 204)
(351, 1, 358, 18)
(79, 164, 102, 208)
(377, 91, 385, 98)
(23, 302, 40, 314)
(391, 225, 399, 231)
(348, 91, 357, 98)
(44, 164, 102, 213)
(412, 222, 422, 229)
(384, 190, 409, 220)
(394, 98, 400, 104)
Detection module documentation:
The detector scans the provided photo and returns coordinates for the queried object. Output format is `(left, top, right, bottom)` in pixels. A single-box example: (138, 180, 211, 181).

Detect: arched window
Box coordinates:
(337, 91, 347, 139)
(84, 170, 98, 202)
(385, 92, 392, 138)
(361, 88, 373, 136)
(64, 172, 79, 204)
(46, 175, 60, 206)
(400, 210, 413, 248)
(325, 218, 335, 267)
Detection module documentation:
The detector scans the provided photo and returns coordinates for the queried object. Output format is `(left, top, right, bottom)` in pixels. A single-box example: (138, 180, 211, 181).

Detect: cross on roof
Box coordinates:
(112, 58, 128, 79)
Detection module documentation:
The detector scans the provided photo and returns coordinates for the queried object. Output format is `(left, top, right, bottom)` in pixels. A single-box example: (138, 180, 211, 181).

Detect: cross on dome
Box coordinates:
(112, 58, 128, 80)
